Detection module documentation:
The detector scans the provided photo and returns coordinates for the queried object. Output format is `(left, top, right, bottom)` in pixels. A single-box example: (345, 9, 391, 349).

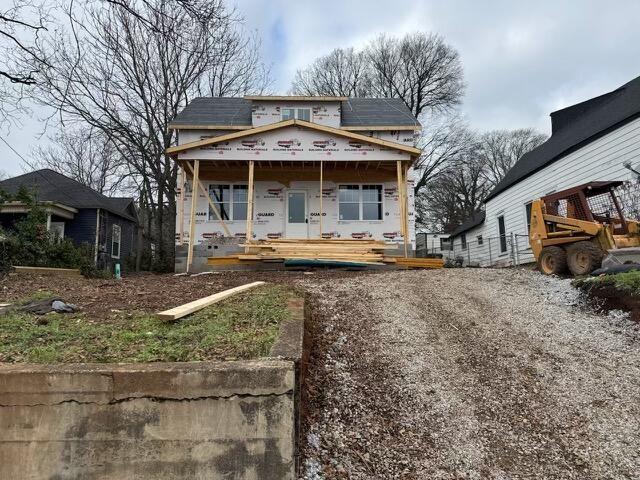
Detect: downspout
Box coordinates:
(94, 208, 100, 265)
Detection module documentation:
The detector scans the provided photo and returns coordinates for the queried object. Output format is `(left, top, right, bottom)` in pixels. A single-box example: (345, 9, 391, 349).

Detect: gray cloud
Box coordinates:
(1, 0, 639, 175)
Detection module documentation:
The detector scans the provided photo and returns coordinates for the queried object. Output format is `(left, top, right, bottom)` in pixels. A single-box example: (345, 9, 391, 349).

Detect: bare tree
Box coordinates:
(0, 0, 49, 121)
(27, 126, 129, 195)
(367, 33, 464, 117)
(413, 114, 472, 195)
(291, 32, 464, 118)
(477, 128, 547, 188)
(23, 0, 271, 270)
(291, 48, 371, 97)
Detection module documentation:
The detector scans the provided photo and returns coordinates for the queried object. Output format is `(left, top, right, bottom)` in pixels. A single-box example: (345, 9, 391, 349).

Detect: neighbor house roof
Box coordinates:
(168, 97, 421, 130)
(449, 210, 486, 238)
(166, 118, 422, 156)
(485, 73, 640, 202)
(0, 169, 137, 222)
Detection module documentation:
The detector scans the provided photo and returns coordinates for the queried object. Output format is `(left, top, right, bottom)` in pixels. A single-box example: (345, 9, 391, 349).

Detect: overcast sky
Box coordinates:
(2, 0, 640, 176)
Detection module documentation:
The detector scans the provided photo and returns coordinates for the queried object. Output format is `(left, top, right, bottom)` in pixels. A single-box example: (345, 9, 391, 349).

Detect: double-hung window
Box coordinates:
(208, 184, 249, 221)
(338, 185, 383, 221)
(282, 108, 311, 122)
(460, 233, 467, 250)
(111, 224, 121, 259)
(498, 215, 507, 253)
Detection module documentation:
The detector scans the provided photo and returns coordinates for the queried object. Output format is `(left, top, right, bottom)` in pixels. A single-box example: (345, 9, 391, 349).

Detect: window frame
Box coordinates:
(281, 107, 312, 122)
(497, 214, 507, 254)
(460, 233, 467, 250)
(338, 184, 384, 221)
(111, 224, 122, 259)
(208, 183, 250, 222)
(477, 235, 483, 246)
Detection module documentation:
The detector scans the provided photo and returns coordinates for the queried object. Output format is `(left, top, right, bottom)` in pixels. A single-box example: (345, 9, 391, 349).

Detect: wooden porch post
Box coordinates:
(396, 160, 409, 258)
(403, 162, 410, 258)
(319, 161, 323, 238)
(187, 160, 199, 272)
(178, 165, 185, 245)
(185, 161, 231, 237)
(245, 160, 255, 252)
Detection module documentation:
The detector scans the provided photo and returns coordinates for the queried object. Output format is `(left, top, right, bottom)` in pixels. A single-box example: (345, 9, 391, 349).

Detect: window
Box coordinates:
(208, 184, 249, 221)
(232, 185, 248, 221)
(477, 235, 483, 246)
(339, 185, 360, 220)
(111, 224, 121, 259)
(362, 185, 383, 220)
(338, 185, 384, 221)
(498, 215, 507, 253)
(460, 233, 467, 250)
(282, 107, 311, 122)
(209, 184, 230, 220)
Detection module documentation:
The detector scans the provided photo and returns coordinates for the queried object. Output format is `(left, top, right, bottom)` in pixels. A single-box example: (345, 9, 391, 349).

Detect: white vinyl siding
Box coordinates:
(468, 116, 640, 266)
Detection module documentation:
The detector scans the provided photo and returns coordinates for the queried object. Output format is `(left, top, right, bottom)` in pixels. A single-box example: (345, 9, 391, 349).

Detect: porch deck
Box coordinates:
(207, 239, 445, 269)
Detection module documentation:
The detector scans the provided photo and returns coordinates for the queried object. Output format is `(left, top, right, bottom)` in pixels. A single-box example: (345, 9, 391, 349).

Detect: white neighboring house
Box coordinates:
(448, 74, 640, 267)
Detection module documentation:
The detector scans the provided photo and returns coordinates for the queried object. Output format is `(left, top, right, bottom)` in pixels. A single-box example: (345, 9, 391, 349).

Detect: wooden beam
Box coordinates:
(167, 118, 421, 156)
(319, 160, 323, 238)
(245, 160, 255, 252)
(157, 281, 266, 320)
(185, 160, 232, 237)
(168, 124, 251, 131)
(13, 266, 81, 277)
(187, 160, 199, 272)
(178, 165, 185, 245)
(396, 161, 405, 239)
(402, 163, 410, 258)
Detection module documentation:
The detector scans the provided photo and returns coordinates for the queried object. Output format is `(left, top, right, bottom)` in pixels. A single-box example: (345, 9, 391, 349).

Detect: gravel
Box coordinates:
(297, 268, 640, 479)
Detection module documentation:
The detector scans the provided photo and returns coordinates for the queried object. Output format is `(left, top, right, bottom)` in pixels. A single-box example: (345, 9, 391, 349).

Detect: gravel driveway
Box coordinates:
(298, 268, 640, 479)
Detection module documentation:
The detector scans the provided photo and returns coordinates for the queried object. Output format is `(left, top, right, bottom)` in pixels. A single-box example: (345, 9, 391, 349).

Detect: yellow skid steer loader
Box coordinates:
(529, 181, 640, 275)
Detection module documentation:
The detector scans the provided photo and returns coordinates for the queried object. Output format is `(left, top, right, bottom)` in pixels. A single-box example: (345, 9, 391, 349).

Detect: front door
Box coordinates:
(286, 190, 308, 238)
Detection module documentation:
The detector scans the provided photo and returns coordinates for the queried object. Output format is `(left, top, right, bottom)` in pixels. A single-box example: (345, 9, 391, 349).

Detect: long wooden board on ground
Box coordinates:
(387, 257, 445, 269)
(13, 266, 82, 277)
(157, 281, 265, 321)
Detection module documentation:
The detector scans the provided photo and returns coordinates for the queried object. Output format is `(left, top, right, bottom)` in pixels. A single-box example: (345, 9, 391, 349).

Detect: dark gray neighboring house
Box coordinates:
(0, 169, 139, 270)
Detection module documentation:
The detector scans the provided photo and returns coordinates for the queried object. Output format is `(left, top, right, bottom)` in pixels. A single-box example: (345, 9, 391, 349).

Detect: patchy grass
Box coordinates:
(0, 284, 294, 363)
(574, 269, 640, 294)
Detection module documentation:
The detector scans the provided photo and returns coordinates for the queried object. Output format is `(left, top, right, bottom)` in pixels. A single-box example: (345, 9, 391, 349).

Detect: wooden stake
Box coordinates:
(187, 160, 199, 272)
(178, 165, 185, 245)
(402, 163, 409, 258)
(245, 160, 255, 252)
(319, 161, 323, 238)
(184, 161, 231, 237)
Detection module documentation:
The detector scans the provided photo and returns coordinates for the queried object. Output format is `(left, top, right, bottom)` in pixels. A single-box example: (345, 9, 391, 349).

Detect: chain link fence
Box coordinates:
(437, 233, 535, 268)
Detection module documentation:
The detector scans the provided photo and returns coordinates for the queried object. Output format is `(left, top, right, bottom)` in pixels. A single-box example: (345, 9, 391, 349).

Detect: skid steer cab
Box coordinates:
(529, 181, 640, 276)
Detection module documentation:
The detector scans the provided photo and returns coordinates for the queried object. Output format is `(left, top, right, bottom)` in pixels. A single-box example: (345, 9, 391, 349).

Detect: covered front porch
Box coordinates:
(175, 159, 416, 271)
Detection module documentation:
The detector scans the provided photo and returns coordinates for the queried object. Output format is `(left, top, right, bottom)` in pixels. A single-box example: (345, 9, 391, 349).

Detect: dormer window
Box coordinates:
(282, 108, 311, 122)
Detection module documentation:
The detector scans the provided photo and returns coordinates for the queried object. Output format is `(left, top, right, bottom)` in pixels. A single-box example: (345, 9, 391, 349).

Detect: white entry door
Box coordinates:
(286, 190, 308, 238)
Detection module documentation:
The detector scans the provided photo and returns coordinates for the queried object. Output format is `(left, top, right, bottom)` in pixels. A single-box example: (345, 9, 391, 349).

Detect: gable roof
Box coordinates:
(449, 210, 486, 238)
(166, 118, 422, 156)
(0, 169, 137, 222)
(485, 74, 640, 202)
(168, 97, 421, 130)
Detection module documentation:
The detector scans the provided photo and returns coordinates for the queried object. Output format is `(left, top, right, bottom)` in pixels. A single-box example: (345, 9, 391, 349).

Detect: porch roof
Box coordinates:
(166, 118, 422, 157)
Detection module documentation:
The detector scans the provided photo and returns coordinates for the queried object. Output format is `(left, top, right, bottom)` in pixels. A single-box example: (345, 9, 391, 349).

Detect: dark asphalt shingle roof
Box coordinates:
(169, 97, 420, 128)
(0, 169, 137, 222)
(449, 210, 486, 238)
(485, 74, 640, 202)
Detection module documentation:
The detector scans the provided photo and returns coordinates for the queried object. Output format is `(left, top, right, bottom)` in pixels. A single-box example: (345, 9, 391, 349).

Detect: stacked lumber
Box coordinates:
(239, 239, 396, 264)
(386, 257, 445, 269)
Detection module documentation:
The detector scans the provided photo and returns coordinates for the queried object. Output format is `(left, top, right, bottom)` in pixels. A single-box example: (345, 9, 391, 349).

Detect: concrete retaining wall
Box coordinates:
(0, 299, 307, 479)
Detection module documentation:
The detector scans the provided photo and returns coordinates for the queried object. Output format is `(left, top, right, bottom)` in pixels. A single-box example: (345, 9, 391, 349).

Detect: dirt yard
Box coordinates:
(297, 268, 640, 479)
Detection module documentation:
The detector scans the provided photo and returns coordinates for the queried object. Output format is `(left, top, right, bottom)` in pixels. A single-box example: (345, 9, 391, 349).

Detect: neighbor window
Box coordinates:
(477, 235, 483, 246)
(111, 224, 121, 259)
(498, 215, 507, 253)
(338, 184, 383, 221)
(460, 233, 467, 250)
(282, 107, 311, 122)
(208, 184, 249, 221)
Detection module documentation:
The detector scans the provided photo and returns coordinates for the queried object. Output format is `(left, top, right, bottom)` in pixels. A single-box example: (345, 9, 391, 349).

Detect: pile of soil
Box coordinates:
(576, 281, 640, 321)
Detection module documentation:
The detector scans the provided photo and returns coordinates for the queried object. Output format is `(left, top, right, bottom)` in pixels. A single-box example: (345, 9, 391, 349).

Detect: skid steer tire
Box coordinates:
(566, 241, 604, 276)
(538, 246, 567, 275)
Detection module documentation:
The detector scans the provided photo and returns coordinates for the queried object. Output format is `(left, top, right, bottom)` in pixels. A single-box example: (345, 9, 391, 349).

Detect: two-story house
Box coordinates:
(167, 96, 422, 272)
